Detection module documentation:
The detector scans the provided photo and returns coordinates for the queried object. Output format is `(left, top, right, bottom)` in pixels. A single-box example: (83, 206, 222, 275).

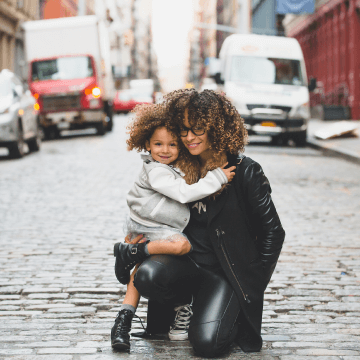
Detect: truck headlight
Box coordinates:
(291, 102, 310, 119)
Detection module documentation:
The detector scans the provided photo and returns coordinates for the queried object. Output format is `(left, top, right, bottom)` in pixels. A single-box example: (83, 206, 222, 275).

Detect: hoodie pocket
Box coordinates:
(149, 196, 166, 218)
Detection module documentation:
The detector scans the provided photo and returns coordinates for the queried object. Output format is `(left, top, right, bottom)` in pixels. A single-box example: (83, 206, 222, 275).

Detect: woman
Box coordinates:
(114, 89, 285, 357)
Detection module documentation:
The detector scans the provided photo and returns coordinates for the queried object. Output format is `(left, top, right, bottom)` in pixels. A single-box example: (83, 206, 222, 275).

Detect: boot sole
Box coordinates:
(168, 332, 189, 341)
(112, 341, 130, 351)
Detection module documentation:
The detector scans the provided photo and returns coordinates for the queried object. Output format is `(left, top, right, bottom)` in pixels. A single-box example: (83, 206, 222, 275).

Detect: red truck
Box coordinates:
(23, 16, 115, 139)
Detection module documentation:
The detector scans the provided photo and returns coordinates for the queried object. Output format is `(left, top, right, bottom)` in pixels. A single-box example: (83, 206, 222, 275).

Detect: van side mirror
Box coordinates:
(214, 72, 224, 85)
(308, 77, 317, 92)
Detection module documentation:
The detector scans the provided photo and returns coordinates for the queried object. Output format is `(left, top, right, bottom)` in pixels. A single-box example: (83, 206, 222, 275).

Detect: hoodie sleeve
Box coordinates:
(147, 166, 228, 204)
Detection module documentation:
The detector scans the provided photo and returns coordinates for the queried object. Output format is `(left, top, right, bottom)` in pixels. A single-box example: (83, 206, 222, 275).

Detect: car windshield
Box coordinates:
(230, 56, 305, 86)
(31, 56, 94, 81)
(118, 91, 132, 101)
(132, 92, 152, 100)
(0, 76, 12, 97)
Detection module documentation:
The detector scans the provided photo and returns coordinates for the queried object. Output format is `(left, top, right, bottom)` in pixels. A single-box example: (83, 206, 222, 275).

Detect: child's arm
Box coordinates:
(147, 163, 236, 204)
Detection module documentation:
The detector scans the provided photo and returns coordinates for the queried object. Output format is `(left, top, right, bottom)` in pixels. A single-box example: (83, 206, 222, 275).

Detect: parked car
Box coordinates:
(113, 89, 153, 114)
(0, 69, 41, 158)
(113, 89, 137, 114)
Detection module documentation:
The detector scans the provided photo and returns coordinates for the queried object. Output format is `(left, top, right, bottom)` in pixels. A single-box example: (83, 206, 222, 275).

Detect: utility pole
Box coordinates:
(237, 0, 251, 34)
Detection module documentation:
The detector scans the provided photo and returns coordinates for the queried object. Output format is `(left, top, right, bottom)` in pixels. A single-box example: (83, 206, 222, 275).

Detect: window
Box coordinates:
(31, 56, 94, 81)
(230, 56, 305, 86)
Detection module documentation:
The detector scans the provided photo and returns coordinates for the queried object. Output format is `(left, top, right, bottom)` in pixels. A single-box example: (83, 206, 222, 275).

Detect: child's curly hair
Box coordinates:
(126, 103, 193, 166)
(162, 88, 248, 185)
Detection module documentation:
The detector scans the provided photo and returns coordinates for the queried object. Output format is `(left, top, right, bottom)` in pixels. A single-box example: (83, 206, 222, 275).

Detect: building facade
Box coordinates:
(130, 0, 160, 90)
(40, 0, 95, 19)
(0, 0, 39, 76)
(188, 0, 217, 89)
(284, 0, 360, 120)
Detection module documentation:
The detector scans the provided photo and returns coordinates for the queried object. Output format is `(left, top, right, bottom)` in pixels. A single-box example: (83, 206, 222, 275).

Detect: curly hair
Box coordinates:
(126, 103, 194, 166)
(164, 88, 248, 155)
(162, 89, 248, 186)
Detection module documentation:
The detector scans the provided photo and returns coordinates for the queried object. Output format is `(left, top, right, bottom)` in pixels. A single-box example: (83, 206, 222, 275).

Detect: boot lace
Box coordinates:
(170, 304, 193, 330)
(115, 311, 146, 337)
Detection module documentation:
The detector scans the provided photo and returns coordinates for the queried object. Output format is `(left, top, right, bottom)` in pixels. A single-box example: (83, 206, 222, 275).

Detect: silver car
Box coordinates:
(0, 69, 41, 158)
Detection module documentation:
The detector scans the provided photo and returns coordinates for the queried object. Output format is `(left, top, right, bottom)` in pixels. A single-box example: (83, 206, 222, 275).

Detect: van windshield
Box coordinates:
(230, 56, 305, 86)
(31, 56, 94, 81)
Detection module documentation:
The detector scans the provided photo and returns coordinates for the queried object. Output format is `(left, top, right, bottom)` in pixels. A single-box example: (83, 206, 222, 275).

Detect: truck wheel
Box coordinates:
(8, 125, 25, 159)
(293, 130, 307, 147)
(105, 105, 114, 132)
(106, 117, 113, 132)
(43, 126, 60, 140)
(96, 122, 106, 136)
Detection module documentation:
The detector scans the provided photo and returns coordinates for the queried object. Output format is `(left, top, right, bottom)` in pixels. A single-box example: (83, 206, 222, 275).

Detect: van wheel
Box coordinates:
(8, 126, 25, 159)
(271, 135, 289, 146)
(293, 130, 307, 147)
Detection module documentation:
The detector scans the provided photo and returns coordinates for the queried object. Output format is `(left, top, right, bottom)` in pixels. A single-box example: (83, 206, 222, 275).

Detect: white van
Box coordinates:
(214, 34, 315, 146)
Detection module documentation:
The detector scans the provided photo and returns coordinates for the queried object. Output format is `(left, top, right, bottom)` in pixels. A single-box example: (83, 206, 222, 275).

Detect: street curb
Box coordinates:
(306, 138, 360, 165)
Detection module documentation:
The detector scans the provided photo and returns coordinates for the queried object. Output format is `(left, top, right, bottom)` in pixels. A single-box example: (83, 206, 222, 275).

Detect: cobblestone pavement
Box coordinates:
(0, 115, 360, 360)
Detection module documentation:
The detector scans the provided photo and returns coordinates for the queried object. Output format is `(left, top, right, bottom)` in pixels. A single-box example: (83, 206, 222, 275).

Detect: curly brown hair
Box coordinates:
(126, 103, 194, 166)
(162, 89, 248, 185)
(164, 88, 248, 155)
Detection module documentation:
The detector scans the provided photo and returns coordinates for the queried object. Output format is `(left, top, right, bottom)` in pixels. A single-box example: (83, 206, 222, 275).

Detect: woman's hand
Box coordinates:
(125, 233, 147, 244)
(220, 162, 236, 182)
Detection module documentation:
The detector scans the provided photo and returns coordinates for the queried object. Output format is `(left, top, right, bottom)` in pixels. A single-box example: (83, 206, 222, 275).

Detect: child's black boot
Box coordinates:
(114, 241, 150, 285)
(111, 309, 134, 351)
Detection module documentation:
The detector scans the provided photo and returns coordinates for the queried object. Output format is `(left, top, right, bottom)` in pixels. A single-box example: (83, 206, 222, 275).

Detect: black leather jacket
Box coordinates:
(203, 154, 285, 351)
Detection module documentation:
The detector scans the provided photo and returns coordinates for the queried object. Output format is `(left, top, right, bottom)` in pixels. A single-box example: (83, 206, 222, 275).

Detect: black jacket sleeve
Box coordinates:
(241, 159, 285, 286)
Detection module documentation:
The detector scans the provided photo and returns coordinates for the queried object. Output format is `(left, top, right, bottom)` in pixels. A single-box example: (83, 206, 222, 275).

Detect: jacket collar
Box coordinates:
(228, 152, 245, 167)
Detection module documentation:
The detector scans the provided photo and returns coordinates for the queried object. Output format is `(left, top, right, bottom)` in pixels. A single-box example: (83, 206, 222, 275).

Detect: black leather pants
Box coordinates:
(134, 255, 241, 358)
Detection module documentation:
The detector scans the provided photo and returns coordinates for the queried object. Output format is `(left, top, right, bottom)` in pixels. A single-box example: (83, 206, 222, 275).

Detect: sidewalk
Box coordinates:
(307, 119, 360, 165)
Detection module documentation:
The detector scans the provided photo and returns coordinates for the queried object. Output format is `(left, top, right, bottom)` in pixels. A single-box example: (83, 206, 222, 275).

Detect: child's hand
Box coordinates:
(125, 233, 147, 244)
(220, 163, 236, 182)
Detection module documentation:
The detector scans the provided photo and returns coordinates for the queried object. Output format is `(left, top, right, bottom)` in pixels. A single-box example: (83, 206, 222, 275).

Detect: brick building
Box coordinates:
(0, 0, 39, 76)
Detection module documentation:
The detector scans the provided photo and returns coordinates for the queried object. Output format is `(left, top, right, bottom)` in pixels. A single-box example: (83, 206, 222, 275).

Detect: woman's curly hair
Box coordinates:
(126, 103, 194, 167)
(162, 88, 248, 185)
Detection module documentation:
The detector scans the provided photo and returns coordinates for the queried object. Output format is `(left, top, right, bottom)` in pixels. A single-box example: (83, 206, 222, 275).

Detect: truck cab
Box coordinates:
(215, 34, 312, 146)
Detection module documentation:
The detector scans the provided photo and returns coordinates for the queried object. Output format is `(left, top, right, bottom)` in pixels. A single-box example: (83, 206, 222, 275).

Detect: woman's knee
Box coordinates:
(189, 321, 235, 358)
(133, 256, 173, 299)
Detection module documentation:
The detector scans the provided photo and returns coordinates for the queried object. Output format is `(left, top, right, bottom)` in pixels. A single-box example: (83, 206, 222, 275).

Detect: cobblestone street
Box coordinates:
(1, 114, 360, 360)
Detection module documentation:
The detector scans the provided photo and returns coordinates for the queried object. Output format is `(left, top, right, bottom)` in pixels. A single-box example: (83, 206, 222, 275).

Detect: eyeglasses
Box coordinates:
(180, 125, 206, 137)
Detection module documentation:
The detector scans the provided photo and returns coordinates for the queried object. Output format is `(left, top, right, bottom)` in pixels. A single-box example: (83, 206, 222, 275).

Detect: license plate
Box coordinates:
(90, 99, 100, 108)
(57, 122, 70, 130)
(261, 121, 276, 127)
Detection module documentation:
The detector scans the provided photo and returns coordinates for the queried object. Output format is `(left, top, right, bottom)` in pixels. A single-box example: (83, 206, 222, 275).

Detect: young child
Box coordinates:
(111, 104, 236, 351)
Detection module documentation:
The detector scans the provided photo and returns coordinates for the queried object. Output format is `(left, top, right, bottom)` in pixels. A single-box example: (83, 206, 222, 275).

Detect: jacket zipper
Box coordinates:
(216, 227, 251, 304)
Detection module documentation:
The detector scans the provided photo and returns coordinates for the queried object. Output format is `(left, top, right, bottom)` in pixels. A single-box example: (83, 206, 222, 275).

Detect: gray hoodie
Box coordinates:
(127, 155, 228, 232)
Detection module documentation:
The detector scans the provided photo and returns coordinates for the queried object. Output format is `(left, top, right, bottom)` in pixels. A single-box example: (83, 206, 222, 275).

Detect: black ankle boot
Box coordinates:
(114, 241, 150, 285)
(111, 309, 134, 351)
